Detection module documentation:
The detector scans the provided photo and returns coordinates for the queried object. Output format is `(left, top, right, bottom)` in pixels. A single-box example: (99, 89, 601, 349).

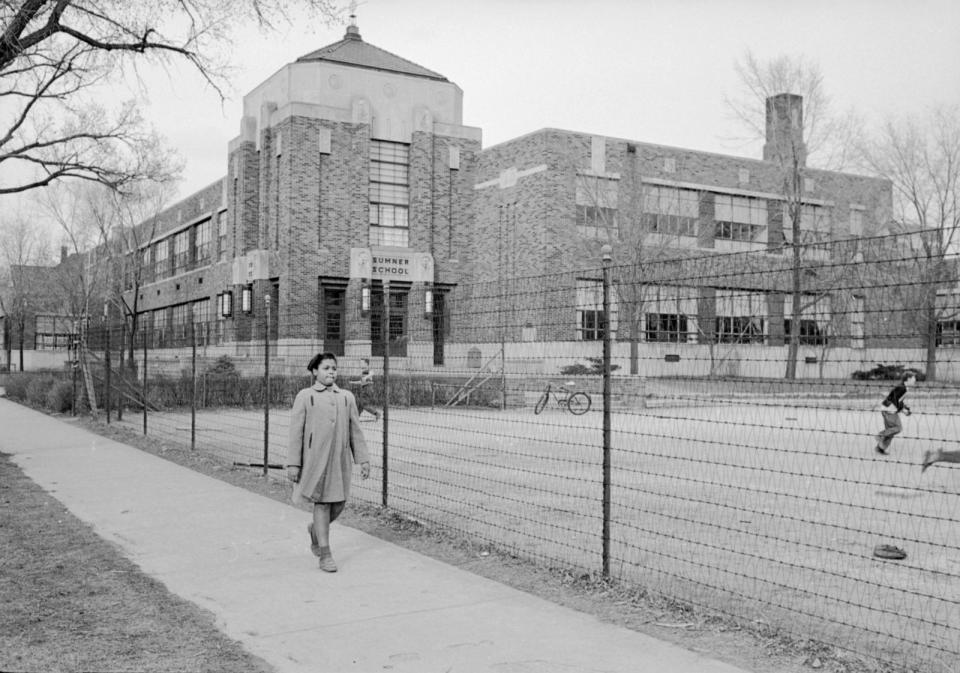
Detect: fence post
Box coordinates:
(263, 294, 271, 478)
(104, 310, 111, 424)
(601, 244, 613, 579)
(117, 321, 125, 421)
(191, 319, 197, 450)
(142, 325, 148, 436)
(382, 279, 390, 508)
(71, 360, 77, 416)
(71, 323, 78, 416)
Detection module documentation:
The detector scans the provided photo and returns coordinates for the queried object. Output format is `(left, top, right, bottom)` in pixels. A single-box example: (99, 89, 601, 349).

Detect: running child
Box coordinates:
(874, 371, 916, 455)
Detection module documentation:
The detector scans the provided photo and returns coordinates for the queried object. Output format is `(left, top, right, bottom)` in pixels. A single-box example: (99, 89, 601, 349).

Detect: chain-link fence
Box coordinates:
(78, 234, 960, 671)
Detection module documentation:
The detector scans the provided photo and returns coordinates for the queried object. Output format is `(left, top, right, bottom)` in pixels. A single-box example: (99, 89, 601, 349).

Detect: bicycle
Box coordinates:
(534, 381, 592, 415)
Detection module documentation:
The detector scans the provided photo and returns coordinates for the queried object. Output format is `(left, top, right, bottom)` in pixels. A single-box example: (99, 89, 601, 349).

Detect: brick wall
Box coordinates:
(470, 128, 892, 346)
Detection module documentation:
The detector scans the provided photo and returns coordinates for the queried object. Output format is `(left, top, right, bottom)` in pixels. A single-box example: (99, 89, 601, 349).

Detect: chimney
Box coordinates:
(763, 93, 806, 166)
(60, 245, 68, 263)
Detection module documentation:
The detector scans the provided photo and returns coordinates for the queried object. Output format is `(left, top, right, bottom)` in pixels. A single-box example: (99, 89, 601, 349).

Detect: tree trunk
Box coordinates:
(127, 313, 138, 373)
(17, 321, 24, 372)
(785, 242, 802, 380)
(925, 302, 938, 381)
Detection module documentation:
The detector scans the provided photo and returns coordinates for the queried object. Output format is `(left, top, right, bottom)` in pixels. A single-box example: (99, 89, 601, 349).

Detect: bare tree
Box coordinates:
(0, 212, 53, 369)
(859, 106, 960, 381)
(574, 146, 702, 375)
(0, 0, 343, 195)
(41, 180, 109, 323)
(98, 181, 169, 368)
(725, 50, 860, 379)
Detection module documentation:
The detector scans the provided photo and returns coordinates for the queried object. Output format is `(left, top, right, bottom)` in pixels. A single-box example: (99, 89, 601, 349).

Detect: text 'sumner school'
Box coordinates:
(122, 20, 894, 377)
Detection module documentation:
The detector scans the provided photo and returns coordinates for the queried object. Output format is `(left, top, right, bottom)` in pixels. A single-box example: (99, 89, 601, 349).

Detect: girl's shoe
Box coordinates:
(307, 524, 321, 557)
(318, 548, 338, 572)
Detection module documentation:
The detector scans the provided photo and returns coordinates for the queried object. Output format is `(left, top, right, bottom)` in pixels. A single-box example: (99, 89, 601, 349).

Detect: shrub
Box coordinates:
(46, 380, 75, 413)
(206, 355, 238, 377)
(26, 375, 56, 407)
(203, 355, 242, 407)
(560, 357, 620, 376)
(2, 373, 31, 401)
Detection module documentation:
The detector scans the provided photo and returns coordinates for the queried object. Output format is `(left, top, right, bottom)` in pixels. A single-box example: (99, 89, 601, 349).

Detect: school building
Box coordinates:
(8, 19, 936, 379)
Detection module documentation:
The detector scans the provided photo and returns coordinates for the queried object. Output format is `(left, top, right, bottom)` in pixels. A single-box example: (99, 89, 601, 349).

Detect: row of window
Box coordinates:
(128, 213, 226, 288)
(574, 178, 853, 246)
(574, 280, 848, 345)
(578, 311, 827, 345)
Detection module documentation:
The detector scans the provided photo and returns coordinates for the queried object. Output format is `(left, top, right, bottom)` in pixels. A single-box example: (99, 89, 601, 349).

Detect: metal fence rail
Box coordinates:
(78, 234, 960, 672)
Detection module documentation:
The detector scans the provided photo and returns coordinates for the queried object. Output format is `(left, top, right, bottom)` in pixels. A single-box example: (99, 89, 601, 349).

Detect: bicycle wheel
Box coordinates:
(567, 392, 591, 415)
(534, 390, 549, 415)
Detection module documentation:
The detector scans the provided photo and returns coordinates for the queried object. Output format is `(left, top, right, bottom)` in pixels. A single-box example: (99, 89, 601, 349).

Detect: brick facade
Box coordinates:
(93, 25, 898, 372)
(472, 128, 892, 347)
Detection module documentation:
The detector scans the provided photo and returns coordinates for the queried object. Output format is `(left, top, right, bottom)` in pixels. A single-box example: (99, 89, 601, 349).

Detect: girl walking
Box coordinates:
(287, 352, 370, 572)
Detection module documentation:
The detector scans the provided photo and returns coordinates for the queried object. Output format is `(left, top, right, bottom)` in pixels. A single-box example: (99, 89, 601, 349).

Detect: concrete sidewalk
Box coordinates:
(0, 398, 750, 673)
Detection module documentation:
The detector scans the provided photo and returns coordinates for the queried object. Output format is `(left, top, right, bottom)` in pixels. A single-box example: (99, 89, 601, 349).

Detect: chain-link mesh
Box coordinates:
(82, 232, 960, 671)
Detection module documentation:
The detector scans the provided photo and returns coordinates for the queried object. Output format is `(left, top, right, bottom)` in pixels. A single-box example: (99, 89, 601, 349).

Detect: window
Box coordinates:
(937, 321, 960, 346)
(643, 185, 699, 237)
(173, 230, 190, 272)
(645, 313, 688, 342)
(321, 285, 345, 356)
(783, 294, 830, 345)
(195, 218, 212, 263)
(217, 211, 229, 261)
(369, 140, 410, 248)
(192, 298, 210, 345)
(153, 307, 169, 347)
(849, 209, 864, 238)
(576, 279, 617, 341)
(579, 310, 605, 341)
(783, 319, 825, 345)
(714, 194, 766, 242)
(370, 288, 408, 357)
(34, 315, 72, 351)
(716, 316, 765, 344)
(121, 252, 135, 291)
(576, 175, 618, 239)
(783, 203, 830, 247)
(154, 240, 169, 279)
(432, 290, 447, 366)
(192, 298, 210, 324)
(715, 290, 766, 344)
(172, 303, 192, 345)
(141, 245, 152, 280)
(644, 284, 698, 342)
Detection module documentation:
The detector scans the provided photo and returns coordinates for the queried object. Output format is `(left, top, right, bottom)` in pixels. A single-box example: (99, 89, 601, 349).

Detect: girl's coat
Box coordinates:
(288, 382, 369, 515)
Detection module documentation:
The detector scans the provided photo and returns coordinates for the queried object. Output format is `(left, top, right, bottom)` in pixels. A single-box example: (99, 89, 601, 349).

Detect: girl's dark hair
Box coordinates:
(306, 352, 338, 371)
(902, 370, 918, 382)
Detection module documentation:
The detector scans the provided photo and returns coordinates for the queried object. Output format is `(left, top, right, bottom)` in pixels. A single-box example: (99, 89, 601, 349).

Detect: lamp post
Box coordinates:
(601, 243, 613, 578)
(263, 293, 271, 478)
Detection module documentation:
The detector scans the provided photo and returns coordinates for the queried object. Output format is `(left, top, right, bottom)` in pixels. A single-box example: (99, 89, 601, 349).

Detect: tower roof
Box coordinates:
(296, 22, 448, 82)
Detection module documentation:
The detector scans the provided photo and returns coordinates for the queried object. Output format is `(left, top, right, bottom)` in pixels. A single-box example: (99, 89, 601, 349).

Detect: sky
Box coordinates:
(8, 0, 960, 228)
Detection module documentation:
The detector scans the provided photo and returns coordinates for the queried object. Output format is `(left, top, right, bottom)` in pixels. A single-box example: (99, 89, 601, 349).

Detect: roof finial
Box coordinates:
(345, 0, 361, 39)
